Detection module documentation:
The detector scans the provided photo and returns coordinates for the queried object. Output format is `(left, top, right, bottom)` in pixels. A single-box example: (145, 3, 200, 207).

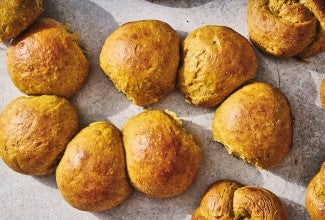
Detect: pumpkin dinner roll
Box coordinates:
(56, 122, 131, 211)
(6, 18, 89, 98)
(0, 0, 43, 42)
(306, 161, 325, 219)
(321, 79, 325, 111)
(100, 20, 180, 106)
(192, 180, 288, 220)
(0, 95, 78, 176)
(122, 110, 201, 198)
(212, 82, 293, 169)
(177, 25, 258, 107)
(247, 0, 325, 58)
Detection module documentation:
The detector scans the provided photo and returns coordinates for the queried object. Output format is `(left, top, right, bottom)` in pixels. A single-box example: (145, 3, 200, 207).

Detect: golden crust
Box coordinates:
(0, 0, 43, 42)
(212, 82, 293, 169)
(6, 18, 89, 98)
(247, 0, 325, 58)
(192, 180, 288, 220)
(99, 20, 180, 106)
(0, 95, 78, 176)
(56, 122, 131, 211)
(321, 80, 325, 111)
(306, 161, 325, 219)
(122, 110, 201, 198)
(177, 25, 257, 107)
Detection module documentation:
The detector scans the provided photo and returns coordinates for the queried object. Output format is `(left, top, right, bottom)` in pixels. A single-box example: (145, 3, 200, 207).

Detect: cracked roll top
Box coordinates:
(99, 20, 180, 106)
(6, 18, 90, 98)
(177, 25, 258, 107)
(0, 0, 43, 42)
(212, 82, 293, 169)
(56, 122, 131, 211)
(192, 180, 288, 220)
(0, 95, 78, 176)
(306, 161, 325, 219)
(247, 0, 325, 58)
(122, 110, 201, 198)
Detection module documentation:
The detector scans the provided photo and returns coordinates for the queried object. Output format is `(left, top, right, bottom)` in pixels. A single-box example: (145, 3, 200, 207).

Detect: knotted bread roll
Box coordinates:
(306, 161, 325, 219)
(192, 180, 288, 220)
(247, 0, 325, 57)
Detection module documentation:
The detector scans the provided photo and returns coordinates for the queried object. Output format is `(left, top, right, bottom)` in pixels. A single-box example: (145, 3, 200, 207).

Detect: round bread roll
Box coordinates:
(0, 95, 78, 176)
(212, 82, 293, 169)
(177, 25, 258, 107)
(100, 20, 180, 106)
(56, 122, 131, 211)
(306, 161, 325, 219)
(0, 0, 43, 42)
(247, 0, 325, 58)
(192, 180, 288, 220)
(321, 79, 325, 111)
(122, 110, 201, 198)
(6, 18, 89, 98)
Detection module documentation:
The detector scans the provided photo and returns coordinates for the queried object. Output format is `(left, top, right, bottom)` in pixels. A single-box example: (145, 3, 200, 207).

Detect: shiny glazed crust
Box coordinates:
(56, 122, 131, 211)
(321, 80, 325, 110)
(0, 0, 43, 42)
(306, 161, 325, 219)
(99, 20, 180, 106)
(122, 110, 201, 198)
(212, 82, 293, 169)
(6, 18, 89, 98)
(247, 0, 325, 57)
(177, 25, 258, 107)
(0, 95, 78, 176)
(192, 180, 288, 220)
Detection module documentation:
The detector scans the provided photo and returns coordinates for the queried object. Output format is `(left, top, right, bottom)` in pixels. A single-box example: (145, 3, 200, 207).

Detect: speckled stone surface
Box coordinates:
(0, 0, 324, 219)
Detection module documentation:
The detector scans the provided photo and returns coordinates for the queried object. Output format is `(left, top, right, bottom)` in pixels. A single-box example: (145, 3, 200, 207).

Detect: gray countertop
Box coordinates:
(0, 0, 324, 219)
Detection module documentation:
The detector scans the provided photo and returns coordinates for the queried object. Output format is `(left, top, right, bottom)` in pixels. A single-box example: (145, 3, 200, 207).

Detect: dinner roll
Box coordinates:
(122, 110, 201, 198)
(192, 180, 288, 219)
(0, 0, 43, 42)
(177, 25, 257, 107)
(0, 95, 78, 176)
(306, 161, 325, 219)
(6, 18, 89, 98)
(100, 20, 180, 106)
(212, 82, 293, 169)
(56, 122, 131, 211)
(247, 0, 325, 57)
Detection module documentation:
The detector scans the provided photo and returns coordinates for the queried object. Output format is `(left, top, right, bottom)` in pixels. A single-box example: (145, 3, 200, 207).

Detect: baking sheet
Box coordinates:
(0, 0, 324, 219)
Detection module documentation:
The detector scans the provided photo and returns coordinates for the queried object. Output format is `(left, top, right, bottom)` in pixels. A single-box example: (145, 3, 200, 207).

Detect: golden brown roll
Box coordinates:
(192, 180, 288, 220)
(0, 95, 78, 176)
(99, 20, 180, 106)
(6, 18, 89, 98)
(306, 161, 325, 219)
(212, 82, 293, 169)
(177, 25, 258, 107)
(56, 122, 131, 211)
(122, 110, 201, 198)
(0, 0, 43, 42)
(247, 0, 325, 58)
(321, 79, 325, 111)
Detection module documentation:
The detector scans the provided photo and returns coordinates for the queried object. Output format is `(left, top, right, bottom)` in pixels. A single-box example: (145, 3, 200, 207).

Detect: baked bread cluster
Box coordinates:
(122, 110, 201, 198)
(0, 95, 78, 176)
(100, 20, 180, 106)
(306, 161, 325, 219)
(0, 0, 43, 42)
(192, 180, 288, 220)
(177, 25, 258, 107)
(247, 0, 325, 57)
(212, 82, 293, 169)
(6, 18, 89, 98)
